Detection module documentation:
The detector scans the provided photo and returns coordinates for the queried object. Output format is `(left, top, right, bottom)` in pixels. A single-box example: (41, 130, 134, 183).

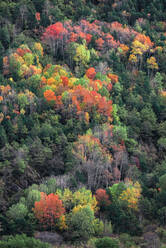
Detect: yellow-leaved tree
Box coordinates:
(119, 180, 141, 210)
(74, 42, 90, 66)
(56, 187, 98, 213)
(147, 56, 158, 70)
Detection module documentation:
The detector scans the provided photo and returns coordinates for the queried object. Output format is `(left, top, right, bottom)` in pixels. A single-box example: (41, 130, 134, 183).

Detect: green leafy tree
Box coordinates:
(67, 205, 96, 240)
(26, 189, 41, 210)
(0, 26, 10, 49)
(0, 126, 7, 148)
(159, 174, 166, 191)
(7, 203, 28, 221)
(140, 107, 157, 138)
(158, 138, 166, 150)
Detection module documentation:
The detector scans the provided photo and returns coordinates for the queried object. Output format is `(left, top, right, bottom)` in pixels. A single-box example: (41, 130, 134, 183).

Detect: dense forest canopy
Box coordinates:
(0, 0, 166, 247)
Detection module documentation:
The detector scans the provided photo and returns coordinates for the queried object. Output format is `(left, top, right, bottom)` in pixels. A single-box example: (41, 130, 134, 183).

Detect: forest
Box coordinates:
(0, 0, 166, 247)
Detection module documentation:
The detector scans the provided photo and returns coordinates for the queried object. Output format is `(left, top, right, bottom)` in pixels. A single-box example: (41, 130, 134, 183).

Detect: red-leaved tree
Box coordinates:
(33, 192, 65, 228)
(95, 188, 111, 208)
(86, 67, 96, 80)
(42, 22, 68, 55)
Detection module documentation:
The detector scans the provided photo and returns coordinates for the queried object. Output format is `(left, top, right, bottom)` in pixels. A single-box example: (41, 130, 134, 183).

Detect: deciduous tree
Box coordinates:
(33, 193, 65, 228)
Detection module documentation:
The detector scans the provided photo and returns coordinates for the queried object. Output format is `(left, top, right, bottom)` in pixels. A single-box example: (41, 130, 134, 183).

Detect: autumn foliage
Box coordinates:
(95, 189, 111, 207)
(42, 22, 67, 40)
(119, 180, 141, 210)
(107, 73, 119, 83)
(3, 43, 43, 78)
(42, 19, 121, 54)
(40, 62, 113, 121)
(86, 67, 96, 80)
(33, 193, 65, 228)
(35, 12, 40, 22)
(44, 89, 56, 102)
(1, 0, 166, 240)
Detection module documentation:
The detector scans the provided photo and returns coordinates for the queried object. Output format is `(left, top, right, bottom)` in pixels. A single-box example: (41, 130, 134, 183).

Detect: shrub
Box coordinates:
(95, 237, 119, 248)
(156, 227, 166, 243)
(0, 234, 51, 248)
(119, 233, 135, 248)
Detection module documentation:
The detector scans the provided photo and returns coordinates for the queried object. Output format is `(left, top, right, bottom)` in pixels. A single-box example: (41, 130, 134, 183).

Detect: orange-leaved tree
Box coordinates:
(33, 192, 65, 228)
(44, 89, 56, 102)
(86, 67, 96, 80)
(95, 189, 111, 208)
